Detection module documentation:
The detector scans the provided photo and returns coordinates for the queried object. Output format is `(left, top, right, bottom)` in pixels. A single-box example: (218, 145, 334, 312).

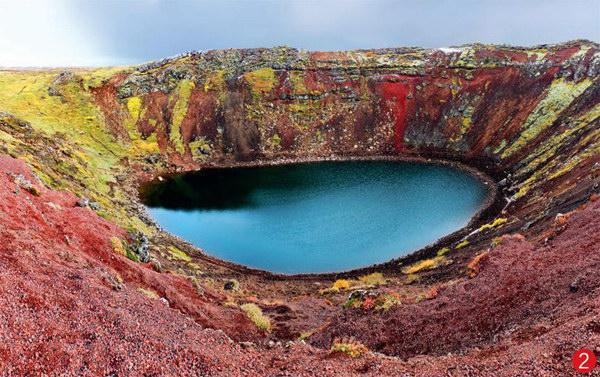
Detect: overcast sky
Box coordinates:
(0, 0, 598, 67)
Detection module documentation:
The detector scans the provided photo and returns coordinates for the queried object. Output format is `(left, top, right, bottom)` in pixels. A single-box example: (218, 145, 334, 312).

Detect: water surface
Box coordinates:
(142, 161, 488, 274)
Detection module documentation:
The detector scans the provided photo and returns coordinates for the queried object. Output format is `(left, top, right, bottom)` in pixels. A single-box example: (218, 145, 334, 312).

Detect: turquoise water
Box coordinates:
(142, 161, 488, 274)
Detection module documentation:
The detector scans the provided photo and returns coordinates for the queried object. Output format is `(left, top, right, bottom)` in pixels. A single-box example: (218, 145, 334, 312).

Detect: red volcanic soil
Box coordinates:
(310, 199, 600, 375)
(376, 75, 417, 152)
(0, 155, 263, 375)
(0, 153, 598, 376)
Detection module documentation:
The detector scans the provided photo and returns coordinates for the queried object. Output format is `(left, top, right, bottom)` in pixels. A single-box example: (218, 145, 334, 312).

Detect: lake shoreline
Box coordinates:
(138, 154, 501, 280)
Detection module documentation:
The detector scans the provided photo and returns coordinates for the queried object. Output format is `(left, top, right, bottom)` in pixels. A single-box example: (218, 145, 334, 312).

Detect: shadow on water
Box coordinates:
(141, 161, 377, 211)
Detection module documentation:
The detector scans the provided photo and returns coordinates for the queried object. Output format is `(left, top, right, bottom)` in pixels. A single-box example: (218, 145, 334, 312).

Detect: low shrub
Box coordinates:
(321, 279, 352, 294)
(330, 337, 369, 358)
(467, 252, 489, 278)
(111, 237, 126, 256)
(333, 279, 351, 290)
(240, 303, 271, 332)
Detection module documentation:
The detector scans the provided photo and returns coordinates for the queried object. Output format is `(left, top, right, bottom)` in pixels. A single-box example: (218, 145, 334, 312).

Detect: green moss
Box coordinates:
(330, 339, 369, 358)
(453, 47, 476, 69)
(455, 240, 470, 249)
(501, 77, 592, 158)
(524, 48, 548, 61)
(169, 80, 195, 154)
(268, 133, 281, 150)
(0, 70, 152, 232)
(203, 69, 226, 101)
(126, 247, 140, 262)
(478, 217, 508, 232)
(375, 294, 401, 311)
(289, 71, 307, 93)
(167, 245, 192, 262)
(80, 67, 131, 89)
(189, 137, 212, 160)
(547, 130, 600, 181)
(404, 274, 420, 285)
(512, 104, 600, 200)
(298, 330, 315, 341)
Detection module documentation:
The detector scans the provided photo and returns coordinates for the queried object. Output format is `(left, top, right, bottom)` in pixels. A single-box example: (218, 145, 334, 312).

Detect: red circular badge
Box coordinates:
(573, 349, 597, 373)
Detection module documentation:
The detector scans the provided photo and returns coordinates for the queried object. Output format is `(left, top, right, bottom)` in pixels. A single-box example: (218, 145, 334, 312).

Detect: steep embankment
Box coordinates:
(0, 40, 598, 376)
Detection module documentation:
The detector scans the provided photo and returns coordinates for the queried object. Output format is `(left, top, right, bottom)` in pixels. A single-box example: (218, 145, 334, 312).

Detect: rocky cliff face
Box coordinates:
(93, 40, 599, 242)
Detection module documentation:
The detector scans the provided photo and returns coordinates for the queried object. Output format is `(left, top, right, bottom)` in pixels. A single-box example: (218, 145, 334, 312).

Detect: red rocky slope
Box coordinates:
(0, 154, 599, 376)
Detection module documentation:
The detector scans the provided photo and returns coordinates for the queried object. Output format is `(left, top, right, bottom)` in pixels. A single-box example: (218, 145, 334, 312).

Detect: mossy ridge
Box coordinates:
(513, 115, 600, 200)
(0, 70, 151, 232)
(509, 102, 600, 200)
(500, 77, 593, 158)
(169, 79, 195, 154)
(517, 102, 600, 177)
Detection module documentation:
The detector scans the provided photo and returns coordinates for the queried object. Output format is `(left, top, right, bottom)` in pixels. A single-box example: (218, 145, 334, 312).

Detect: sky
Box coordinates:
(0, 0, 598, 67)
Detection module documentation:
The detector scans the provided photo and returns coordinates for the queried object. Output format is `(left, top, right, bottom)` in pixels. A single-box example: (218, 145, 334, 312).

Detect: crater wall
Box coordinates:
(92, 40, 599, 236)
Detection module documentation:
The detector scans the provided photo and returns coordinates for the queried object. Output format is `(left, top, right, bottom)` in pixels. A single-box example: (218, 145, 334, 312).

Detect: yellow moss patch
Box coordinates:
(401, 256, 447, 275)
(137, 287, 160, 300)
(79, 66, 131, 89)
(111, 237, 126, 256)
(169, 80, 195, 154)
(289, 71, 307, 93)
(501, 77, 592, 158)
(358, 273, 386, 286)
(126, 96, 143, 122)
(0, 70, 151, 232)
(240, 303, 271, 332)
(167, 246, 191, 262)
(298, 330, 315, 341)
(244, 68, 276, 96)
(436, 247, 451, 256)
(478, 217, 508, 232)
(203, 69, 225, 93)
(455, 240, 470, 249)
(404, 273, 420, 285)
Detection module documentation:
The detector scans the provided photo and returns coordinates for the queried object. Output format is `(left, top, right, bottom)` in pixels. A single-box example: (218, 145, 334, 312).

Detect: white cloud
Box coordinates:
(0, 0, 102, 67)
